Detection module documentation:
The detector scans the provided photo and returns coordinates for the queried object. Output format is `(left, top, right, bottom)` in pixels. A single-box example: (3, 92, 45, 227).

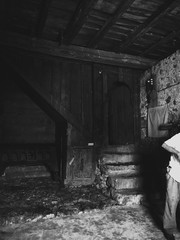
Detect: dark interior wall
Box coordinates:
(2, 49, 143, 147)
(0, 79, 55, 144)
(3, 50, 93, 146)
(0, 63, 58, 175)
(138, 51, 180, 200)
(62, 60, 93, 146)
(0, 52, 94, 179)
(93, 64, 142, 145)
(140, 50, 180, 139)
(0, 50, 144, 183)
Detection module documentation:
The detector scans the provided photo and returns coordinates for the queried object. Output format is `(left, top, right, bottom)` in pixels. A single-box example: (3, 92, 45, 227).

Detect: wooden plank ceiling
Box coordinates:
(1, 0, 180, 65)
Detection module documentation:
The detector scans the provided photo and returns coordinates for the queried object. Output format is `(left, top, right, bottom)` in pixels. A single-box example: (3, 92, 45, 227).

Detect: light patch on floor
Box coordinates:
(0, 206, 166, 240)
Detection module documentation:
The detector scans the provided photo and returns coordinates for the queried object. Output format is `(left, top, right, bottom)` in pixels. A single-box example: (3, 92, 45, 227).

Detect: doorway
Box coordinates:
(108, 82, 134, 145)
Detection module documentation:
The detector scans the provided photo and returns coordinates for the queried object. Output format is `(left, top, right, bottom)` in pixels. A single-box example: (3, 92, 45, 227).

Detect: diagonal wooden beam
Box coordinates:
(88, 0, 135, 48)
(1, 54, 90, 141)
(140, 30, 180, 57)
(119, 0, 177, 52)
(63, 0, 98, 45)
(35, 0, 52, 37)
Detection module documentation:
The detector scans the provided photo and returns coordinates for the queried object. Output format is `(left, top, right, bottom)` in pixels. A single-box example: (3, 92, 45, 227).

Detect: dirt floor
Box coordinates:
(0, 176, 167, 239)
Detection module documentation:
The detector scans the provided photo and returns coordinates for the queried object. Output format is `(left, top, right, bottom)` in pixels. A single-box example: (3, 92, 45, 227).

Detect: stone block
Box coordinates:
(4, 165, 51, 179)
(100, 153, 140, 165)
(104, 164, 141, 176)
(111, 188, 144, 206)
(101, 144, 136, 153)
(107, 175, 142, 190)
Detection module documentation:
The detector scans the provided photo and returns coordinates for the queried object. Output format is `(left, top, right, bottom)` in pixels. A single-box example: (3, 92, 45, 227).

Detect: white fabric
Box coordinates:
(164, 133, 180, 182)
(148, 105, 168, 138)
(165, 133, 180, 153)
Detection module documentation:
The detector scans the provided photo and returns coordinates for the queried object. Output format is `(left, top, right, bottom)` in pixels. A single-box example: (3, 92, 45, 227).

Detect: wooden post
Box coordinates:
(102, 70, 109, 146)
(55, 121, 67, 185)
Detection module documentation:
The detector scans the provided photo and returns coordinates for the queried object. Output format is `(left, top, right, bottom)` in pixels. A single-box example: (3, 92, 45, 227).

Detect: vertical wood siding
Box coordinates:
(2, 50, 142, 146)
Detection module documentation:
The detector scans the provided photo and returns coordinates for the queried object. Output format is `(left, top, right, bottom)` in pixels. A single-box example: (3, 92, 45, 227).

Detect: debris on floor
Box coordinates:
(0, 176, 116, 226)
(0, 176, 167, 239)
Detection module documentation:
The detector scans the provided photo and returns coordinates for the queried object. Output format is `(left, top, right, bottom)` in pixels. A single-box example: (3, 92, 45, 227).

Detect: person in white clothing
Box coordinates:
(162, 133, 180, 240)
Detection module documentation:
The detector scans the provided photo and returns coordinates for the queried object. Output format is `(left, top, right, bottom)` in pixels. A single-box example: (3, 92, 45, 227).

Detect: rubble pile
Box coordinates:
(0, 176, 116, 226)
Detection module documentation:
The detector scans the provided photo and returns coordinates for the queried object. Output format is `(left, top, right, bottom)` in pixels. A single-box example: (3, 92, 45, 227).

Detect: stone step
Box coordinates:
(101, 144, 137, 154)
(110, 188, 144, 206)
(99, 144, 143, 206)
(100, 153, 140, 165)
(107, 175, 142, 190)
(4, 165, 51, 179)
(101, 163, 141, 176)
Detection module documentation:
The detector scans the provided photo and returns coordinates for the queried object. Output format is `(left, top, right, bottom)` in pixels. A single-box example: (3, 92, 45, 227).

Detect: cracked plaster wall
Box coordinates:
(140, 50, 180, 138)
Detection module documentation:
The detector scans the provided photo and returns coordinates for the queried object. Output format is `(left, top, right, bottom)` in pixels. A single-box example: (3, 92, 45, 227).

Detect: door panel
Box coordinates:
(65, 147, 95, 186)
(108, 82, 134, 145)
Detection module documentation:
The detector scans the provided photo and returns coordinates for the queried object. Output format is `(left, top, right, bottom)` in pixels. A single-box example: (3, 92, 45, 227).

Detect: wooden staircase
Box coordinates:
(97, 144, 144, 206)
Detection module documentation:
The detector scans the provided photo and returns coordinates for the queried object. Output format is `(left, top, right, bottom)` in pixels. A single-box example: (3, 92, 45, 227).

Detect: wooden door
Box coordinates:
(108, 82, 134, 145)
(65, 147, 95, 186)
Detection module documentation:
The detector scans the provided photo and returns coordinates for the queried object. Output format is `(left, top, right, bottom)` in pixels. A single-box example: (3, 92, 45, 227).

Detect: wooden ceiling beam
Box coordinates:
(0, 32, 156, 69)
(88, 0, 136, 48)
(35, 0, 52, 37)
(140, 30, 180, 56)
(63, 0, 98, 45)
(158, 46, 180, 61)
(118, 0, 177, 52)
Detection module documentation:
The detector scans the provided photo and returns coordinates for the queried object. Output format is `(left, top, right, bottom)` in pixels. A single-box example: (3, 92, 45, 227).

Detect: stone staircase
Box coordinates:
(97, 144, 144, 206)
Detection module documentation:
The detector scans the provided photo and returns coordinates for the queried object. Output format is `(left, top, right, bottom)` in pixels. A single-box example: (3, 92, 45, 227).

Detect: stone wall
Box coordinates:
(140, 50, 180, 138)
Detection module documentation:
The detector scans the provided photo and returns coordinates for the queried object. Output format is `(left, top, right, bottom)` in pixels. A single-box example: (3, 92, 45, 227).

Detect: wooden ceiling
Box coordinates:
(1, 0, 180, 67)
